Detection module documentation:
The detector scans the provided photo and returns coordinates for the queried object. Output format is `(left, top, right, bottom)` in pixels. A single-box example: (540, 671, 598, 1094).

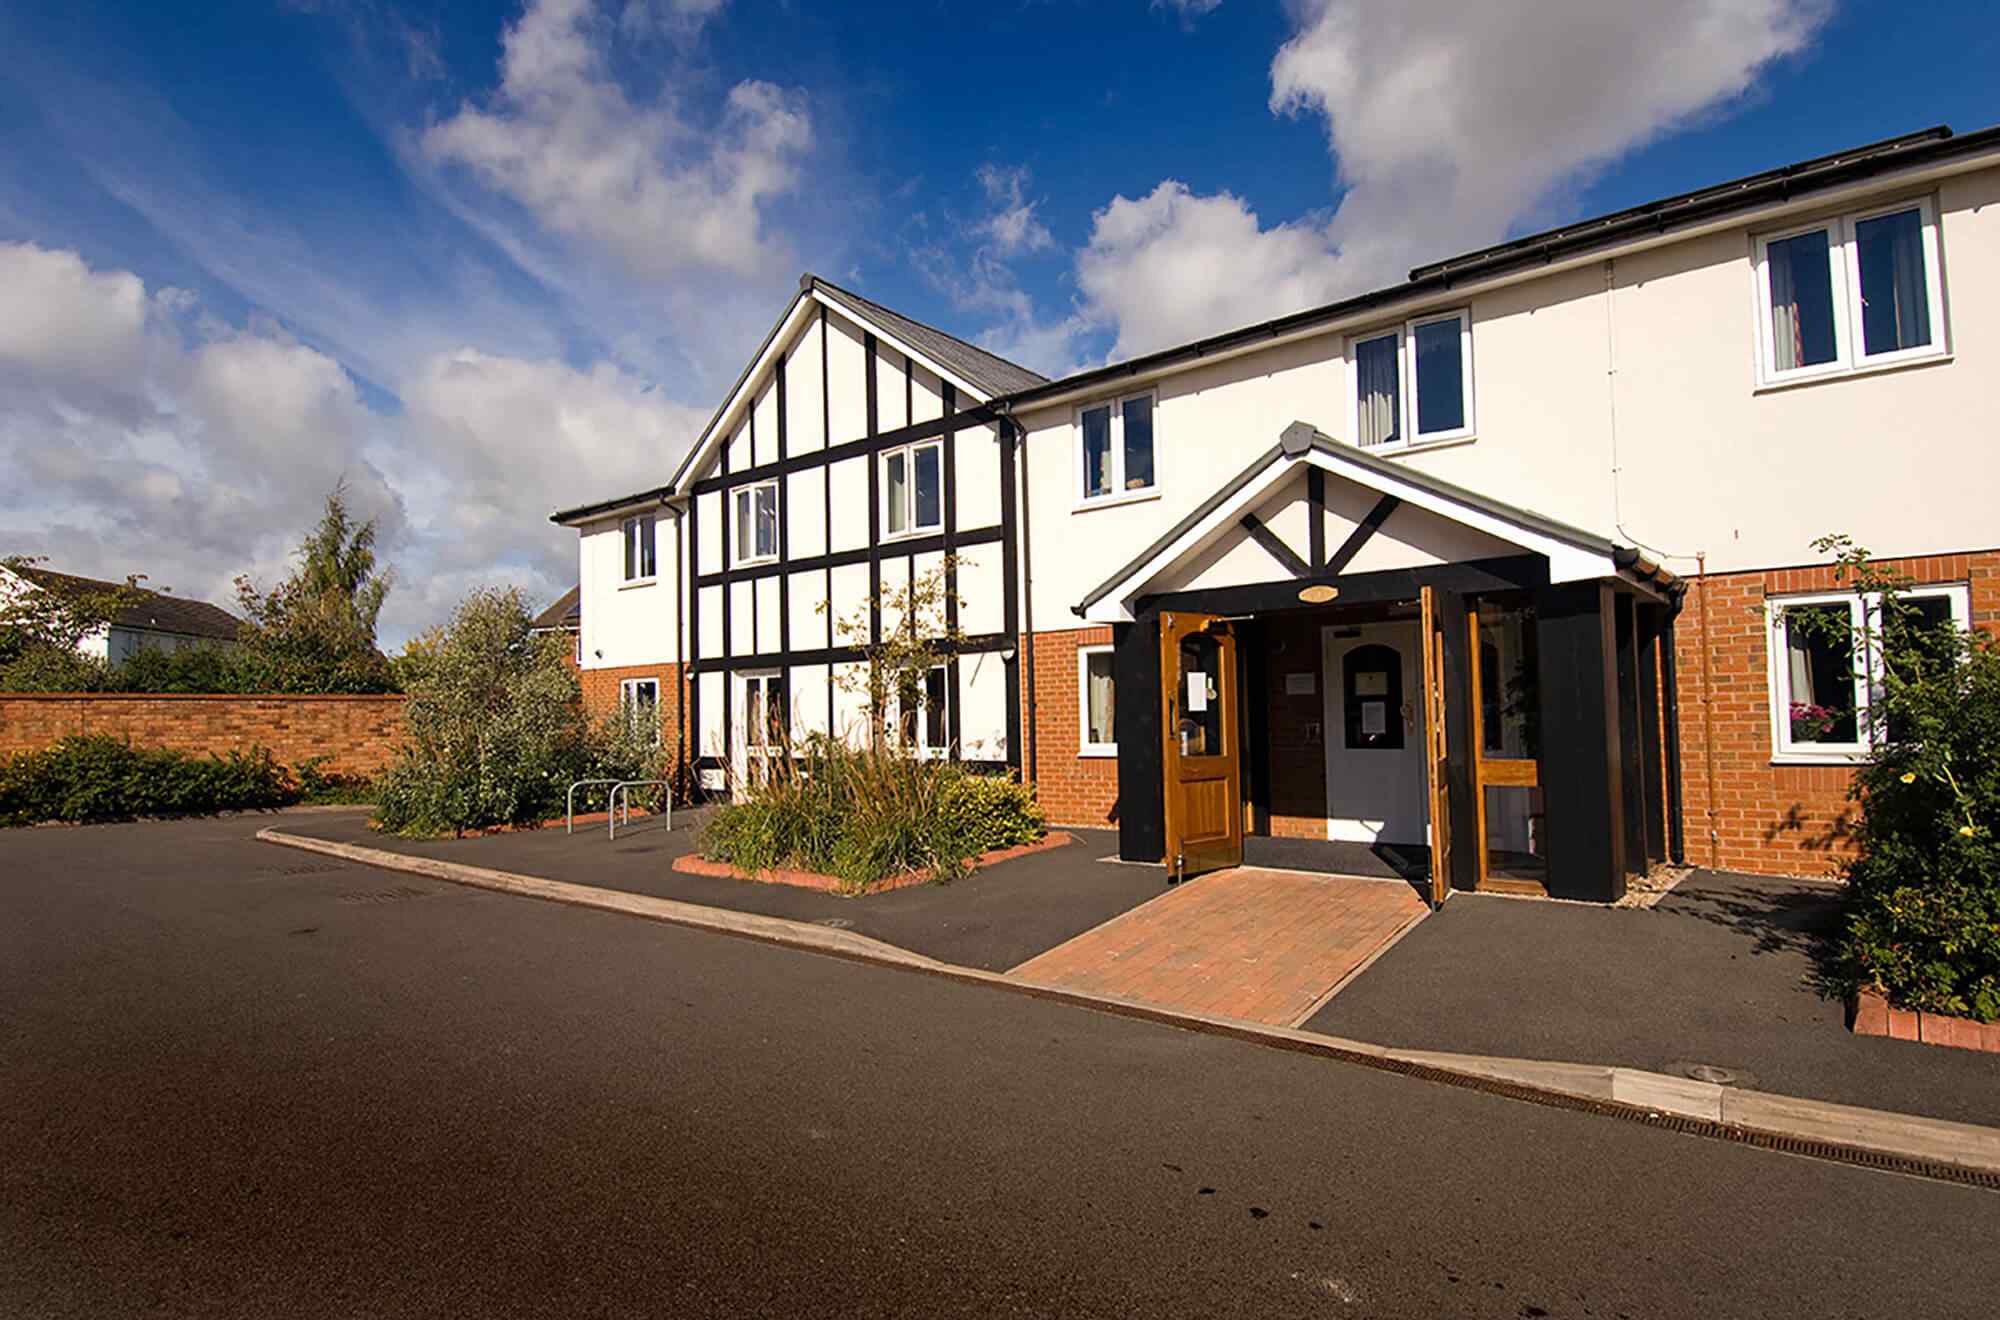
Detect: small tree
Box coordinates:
(1800, 535, 2000, 1020)
(821, 558, 963, 749)
(235, 484, 398, 694)
(373, 587, 590, 835)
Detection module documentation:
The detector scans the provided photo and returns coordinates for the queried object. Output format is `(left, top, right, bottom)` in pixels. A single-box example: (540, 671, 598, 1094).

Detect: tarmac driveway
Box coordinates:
(1304, 868, 2000, 1127)
(279, 810, 1167, 973)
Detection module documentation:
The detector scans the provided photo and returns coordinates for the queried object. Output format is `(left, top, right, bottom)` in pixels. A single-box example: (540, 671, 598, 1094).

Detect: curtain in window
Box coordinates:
(1856, 209, 1931, 356)
(1086, 655, 1115, 745)
(1355, 335, 1399, 447)
(886, 453, 908, 534)
(1768, 243, 1802, 372)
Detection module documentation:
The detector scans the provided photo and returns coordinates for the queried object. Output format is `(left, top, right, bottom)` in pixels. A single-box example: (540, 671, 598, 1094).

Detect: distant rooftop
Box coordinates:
(8, 563, 243, 641)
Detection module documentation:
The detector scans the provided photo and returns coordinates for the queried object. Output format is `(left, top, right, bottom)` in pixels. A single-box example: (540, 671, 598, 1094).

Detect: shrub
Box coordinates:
(1814, 538, 2000, 1021)
(698, 737, 1044, 893)
(0, 736, 292, 826)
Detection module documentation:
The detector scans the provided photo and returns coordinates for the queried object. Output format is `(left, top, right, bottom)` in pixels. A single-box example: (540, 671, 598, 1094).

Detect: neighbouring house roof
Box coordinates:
(552, 274, 1046, 526)
(8, 564, 244, 641)
(531, 584, 581, 632)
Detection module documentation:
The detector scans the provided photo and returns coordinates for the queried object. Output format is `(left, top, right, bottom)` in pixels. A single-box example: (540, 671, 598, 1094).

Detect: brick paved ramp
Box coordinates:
(1010, 867, 1428, 1026)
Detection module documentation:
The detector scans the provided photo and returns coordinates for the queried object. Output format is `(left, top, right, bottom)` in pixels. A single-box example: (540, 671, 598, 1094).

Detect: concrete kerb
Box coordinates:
(257, 826, 2000, 1185)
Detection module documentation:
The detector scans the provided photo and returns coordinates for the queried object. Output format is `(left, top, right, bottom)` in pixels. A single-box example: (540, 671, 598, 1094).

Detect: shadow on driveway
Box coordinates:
(279, 812, 1166, 973)
(1303, 868, 2000, 1126)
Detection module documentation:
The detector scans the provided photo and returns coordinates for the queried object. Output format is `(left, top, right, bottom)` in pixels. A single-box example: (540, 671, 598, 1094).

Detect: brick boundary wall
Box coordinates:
(1673, 549, 2000, 878)
(0, 693, 407, 777)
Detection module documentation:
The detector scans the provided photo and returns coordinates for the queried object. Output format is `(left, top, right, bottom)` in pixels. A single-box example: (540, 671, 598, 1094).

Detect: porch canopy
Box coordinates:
(1081, 422, 1683, 904)
(1076, 421, 1673, 623)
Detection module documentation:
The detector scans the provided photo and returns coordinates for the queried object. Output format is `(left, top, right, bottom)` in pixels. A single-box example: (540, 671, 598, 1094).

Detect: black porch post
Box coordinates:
(1114, 615, 1165, 862)
(1433, 587, 1481, 894)
(1534, 581, 1627, 901)
(1614, 594, 1650, 876)
(1634, 603, 1669, 867)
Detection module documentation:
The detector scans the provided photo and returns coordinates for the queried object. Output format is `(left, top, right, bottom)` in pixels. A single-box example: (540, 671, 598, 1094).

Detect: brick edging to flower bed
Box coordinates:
(1852, 988, 2000, 1053)
(673, 830, 1077, 895)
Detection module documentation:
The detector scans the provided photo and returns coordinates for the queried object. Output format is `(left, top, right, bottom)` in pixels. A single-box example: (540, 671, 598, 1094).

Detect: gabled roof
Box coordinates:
(531, 584, 580, 631)
(8, 563, 244, 641)
(553, 275, 1044, 526)
(1075, 422, 1673, 622)
(806, 276, 1047, 398)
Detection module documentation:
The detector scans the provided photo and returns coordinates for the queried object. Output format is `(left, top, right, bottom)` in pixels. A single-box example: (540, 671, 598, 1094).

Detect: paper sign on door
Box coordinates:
(1187, 673, 1209, 713)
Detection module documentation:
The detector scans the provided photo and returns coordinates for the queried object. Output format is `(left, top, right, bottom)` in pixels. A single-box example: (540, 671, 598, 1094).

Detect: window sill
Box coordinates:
(882, 525, 943, 544)
(1079, 745, 1118, 759)
(733, 556, 778, 570)
(1753, 350, 1952, 394)
(1074, 488, 1162, 514)
(1770, 752, 1868, 767)
(1356, 433, 1477, 459)
(618, 577, 657, 590)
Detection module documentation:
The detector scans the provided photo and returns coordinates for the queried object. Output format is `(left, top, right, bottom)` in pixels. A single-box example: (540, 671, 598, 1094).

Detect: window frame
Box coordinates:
(1764, 583, 1970, 764)
(619, 677, 662, 746)
(1751, 194, 1948, 388)
(732, 479, 779, 566)
(621, 514, 657, 584)
(1077, 644, 1117, 757)
(1345, 308, 1476, 453)
(1073, 390, 1160, 510)
(893, 663, 952, 759)
(879, 439, 944, 540)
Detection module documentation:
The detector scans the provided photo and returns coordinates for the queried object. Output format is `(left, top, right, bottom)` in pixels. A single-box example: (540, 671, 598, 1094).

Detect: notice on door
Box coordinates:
(1360, 700, 1388, 736)
(1187, 673, 1209, 713)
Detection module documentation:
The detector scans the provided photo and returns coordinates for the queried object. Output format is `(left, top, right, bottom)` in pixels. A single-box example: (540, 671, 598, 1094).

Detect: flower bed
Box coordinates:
(675, 830, 1074, 895)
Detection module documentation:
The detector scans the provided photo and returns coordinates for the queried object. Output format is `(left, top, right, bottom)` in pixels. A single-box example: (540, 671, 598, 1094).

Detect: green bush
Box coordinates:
(370, 587, 671, 836)
(698, 737, 1044, 893)
(0, 736, 293, 826)
(1816, 540, 2000, 1021)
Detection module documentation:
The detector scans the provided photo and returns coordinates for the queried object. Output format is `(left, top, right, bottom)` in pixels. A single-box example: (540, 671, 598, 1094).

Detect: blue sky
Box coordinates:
(2, 0, 1995, 646)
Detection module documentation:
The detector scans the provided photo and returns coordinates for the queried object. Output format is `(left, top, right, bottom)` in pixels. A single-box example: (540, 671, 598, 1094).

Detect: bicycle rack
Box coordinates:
(565, 779, 624, 834)
(608, 779, 672, 840)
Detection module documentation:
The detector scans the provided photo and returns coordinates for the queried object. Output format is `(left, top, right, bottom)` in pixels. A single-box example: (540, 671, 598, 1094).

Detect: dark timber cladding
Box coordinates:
(1533, 580, 1627, 901)
(686, 309, 1024, 774)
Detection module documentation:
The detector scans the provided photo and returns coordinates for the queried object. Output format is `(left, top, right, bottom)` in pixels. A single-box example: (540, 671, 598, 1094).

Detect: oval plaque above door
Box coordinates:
(1298, 584, 1340, 604)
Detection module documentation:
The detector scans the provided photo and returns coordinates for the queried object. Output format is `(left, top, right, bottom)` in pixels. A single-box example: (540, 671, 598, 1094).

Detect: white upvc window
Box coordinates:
(1077, 645, 1116, 757)
(619, 677, 661, 745)
(1076, 392, 1157, 507)
(895, 664, 951, 758)
(733, 480, 778, 565)
(1347, 309, 1474, 451)
(1753, 195, 1947, 387)
(881, 440, 943, 538)
(621, 514, 656, 583)
(1765, 583, 1970, 764)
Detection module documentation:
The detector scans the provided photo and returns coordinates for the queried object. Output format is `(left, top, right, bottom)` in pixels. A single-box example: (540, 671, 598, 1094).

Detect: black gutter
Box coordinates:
(549, 487, 673, 527)
(999, 123, 2000, 413)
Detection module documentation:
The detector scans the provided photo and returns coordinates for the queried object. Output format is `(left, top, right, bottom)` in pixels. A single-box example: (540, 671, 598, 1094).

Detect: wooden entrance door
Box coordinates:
(1419, 587, 1454, 907)
(1160, 611, 1242, 880)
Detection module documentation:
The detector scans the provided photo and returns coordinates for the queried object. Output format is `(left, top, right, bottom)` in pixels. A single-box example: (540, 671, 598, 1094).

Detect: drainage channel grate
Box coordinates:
(1378, 1055, 2000, 1192)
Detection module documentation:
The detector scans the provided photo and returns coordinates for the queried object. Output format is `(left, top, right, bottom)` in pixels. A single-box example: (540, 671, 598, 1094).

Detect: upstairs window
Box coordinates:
(882, 440, 942, 538)
(622, 514, 656, 582)
(1348, 310, 1473, 450)
(1077, 393, 1156, 505)
(1754, 196, 1946, 385)
(733, 480, 778, 564)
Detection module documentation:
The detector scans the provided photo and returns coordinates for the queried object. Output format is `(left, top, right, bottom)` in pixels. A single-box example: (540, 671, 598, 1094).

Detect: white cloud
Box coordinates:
(0, 241, 700, 646)
(1049, 0, 1829, 361)
(973, 165, 1054, 257)
(423, 0, 810, 283)
(1156, 0, 1223, 17)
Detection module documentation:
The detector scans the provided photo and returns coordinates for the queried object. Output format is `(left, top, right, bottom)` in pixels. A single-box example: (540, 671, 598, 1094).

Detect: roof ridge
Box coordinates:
(805, 274, 1048, 389)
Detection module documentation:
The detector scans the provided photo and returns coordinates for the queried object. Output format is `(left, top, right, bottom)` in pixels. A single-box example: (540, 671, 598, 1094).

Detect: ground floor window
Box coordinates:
(1766, 584, 1969, 762)
(619, 678, 660, 745)
(739, 671, 785, 786)
(895, 664, 950, 757)
(1078, 645, 1116, 756)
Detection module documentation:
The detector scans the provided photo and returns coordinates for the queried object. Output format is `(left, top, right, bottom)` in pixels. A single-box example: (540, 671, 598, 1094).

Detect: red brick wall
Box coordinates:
(577, 661, 688, 756)
(1673, 549, 2000, 878)
(0, 693, 406, 776)
(1024, 627, 1120, 828)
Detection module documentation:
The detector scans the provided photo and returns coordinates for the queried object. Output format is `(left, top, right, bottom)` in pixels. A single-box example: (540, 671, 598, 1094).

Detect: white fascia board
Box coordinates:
(1078, 448, 1618, 622)
(1298, 448, 1616, 584)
